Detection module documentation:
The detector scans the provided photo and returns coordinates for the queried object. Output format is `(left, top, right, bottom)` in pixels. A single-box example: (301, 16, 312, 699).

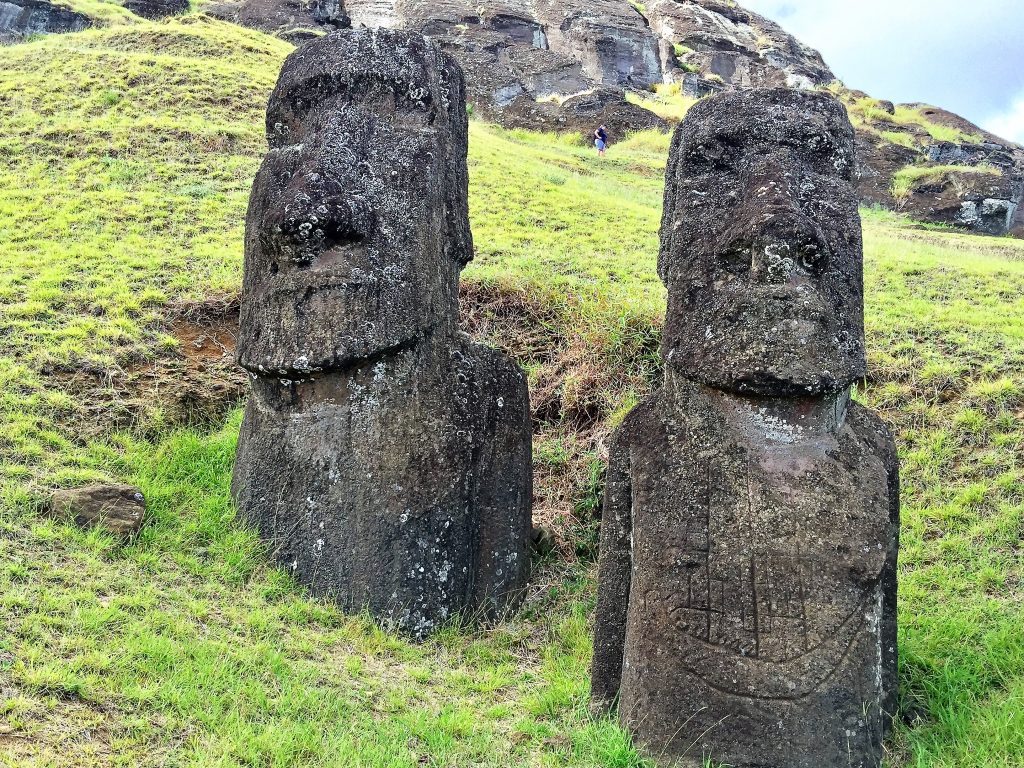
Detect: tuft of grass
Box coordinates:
(845, 95, 984, 147)
(881, 129, 921, 150)
(891, 106, 984, 145)
(890, 164, 1002, 206)
(61, 0, 138, 26)
(626, 82, 698, 123)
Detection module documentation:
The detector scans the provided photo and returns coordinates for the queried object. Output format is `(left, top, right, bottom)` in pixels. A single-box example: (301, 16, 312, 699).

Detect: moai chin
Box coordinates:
(591, 88, 900, 768)
(232, 28, 532, 638)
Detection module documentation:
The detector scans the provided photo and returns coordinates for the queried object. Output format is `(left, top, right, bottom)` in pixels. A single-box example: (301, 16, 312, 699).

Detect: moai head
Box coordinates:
(659, 88, 865, 396)
(238, 29, 472, 375)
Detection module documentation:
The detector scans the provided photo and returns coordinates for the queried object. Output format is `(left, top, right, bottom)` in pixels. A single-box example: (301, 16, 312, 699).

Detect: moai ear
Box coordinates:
(438, 54, 474, 267)
(657, 125, 689, 286)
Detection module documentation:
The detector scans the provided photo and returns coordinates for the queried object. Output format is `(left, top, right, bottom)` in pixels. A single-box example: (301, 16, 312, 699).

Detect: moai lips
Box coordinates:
(232, 29, 532, 638)
(591, 89, 899, 768)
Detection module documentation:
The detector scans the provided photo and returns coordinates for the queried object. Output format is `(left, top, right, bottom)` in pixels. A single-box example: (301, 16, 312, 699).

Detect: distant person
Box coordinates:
(594, 124, 608, 157)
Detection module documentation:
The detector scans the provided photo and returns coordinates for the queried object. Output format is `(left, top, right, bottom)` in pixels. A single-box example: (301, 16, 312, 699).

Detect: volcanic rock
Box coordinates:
(591, 89, 900, 768)
(122, 0, 188, 19)
(0, 0, 89, 43)
(47, 484, 146, 539)
(231, 28, 532, 638)
(643, 0, 834, 89)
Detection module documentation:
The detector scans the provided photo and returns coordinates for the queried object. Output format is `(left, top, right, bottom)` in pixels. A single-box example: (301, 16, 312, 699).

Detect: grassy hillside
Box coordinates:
(2, 17, 1024, 768)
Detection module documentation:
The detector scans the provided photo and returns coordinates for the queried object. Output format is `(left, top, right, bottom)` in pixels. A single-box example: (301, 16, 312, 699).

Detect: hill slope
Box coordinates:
(2, 17, 1024, 768)
(7, 0, 1024, 236)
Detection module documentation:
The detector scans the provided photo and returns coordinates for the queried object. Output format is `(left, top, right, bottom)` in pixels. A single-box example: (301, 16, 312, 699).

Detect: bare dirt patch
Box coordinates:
(52, 296, 247, 439)
(48, 284, 655, 560)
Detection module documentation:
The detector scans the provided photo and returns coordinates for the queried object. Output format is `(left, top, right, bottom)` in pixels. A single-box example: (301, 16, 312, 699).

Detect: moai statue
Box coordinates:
(591, 88, 900, 768)
(232, 28, 532, 638)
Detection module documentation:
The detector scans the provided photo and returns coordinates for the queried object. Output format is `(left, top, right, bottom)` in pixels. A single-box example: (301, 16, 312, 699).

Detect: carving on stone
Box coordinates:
(232, 28, 532, 638)
(591, 88, 899, 768)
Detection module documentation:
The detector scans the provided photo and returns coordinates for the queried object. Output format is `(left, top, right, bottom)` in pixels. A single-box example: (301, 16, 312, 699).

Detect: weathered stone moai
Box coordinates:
(591, 88, 900, 768)
(232, 28, 532, 638)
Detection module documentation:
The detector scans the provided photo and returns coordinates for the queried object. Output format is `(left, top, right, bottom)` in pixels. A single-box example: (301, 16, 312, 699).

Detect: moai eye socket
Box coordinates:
(798, 244, 825, 273)
(689, 137, 735, 172)
(720, 244, 753, 275)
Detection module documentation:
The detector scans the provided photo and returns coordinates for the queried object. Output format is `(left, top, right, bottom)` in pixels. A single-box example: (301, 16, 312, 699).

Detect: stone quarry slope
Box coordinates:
(3, 17, 1024, 768)
(5, 0, 1021, 235)
(206, 0, 1024, 237)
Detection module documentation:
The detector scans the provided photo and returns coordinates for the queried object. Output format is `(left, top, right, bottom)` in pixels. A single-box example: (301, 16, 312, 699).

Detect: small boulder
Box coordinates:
(531, 525, 556, 557)
(122, 0, 188, 19)
(47, 484, 146, 538)
(0, 0, 90, 43)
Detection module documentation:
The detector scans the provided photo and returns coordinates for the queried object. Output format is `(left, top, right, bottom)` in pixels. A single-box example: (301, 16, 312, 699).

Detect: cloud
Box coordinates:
(985, 94, 1024, 145)
(739, 0, 1024, 140)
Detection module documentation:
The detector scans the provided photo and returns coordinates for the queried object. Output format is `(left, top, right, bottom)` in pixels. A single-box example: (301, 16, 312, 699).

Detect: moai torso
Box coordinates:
(592, 89, 899, 768)
(231, 29, 531, 637)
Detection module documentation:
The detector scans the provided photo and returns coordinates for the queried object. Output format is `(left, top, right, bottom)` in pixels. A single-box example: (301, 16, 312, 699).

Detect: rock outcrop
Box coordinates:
(851, 97, 1024, 236)
(0, 0, 89, 43)
(644, 0, 834, 90)
(591, 89, 900, 767)
(208, 0, 348, 41)
(231, 28, 532, 638)
(208, 0, 831, 135)
(297, 0, 669, 124)
(122, 0, 189, 20)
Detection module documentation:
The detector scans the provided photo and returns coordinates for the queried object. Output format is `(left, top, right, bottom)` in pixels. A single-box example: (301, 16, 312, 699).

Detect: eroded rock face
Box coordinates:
(591, 88, 900, 768)
(902, 169, 1022, 238)
(0, 0, 89, 43)
(208, 0, 349, 42)
(341, 0, 662, 122)
(232, 28, 532, 638)
(910, 139, 1024, 237)
(853, 107, 1024, 237)
(122, 0, 188, 19)
(644, 0, 834, 90)
(207, 0, 842, 135)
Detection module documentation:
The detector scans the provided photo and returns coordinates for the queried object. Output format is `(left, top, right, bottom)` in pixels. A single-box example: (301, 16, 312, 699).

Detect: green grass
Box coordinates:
(626, 83, 698, 123)
(3, 17, 1024, 768)
(844, 95, 984, 147)
(881, 129, 921, 150)
(890, 164, 1002, 206)
(892, 106, 984, 145)
(59, 0, 138, 26)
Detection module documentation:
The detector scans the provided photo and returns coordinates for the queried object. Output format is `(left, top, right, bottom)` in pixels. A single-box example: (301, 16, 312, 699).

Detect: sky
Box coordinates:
(739, 0, 1024, 145)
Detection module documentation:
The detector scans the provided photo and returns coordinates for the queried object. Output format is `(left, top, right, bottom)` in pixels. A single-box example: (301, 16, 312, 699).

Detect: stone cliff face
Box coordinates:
(849, 96, 1024, 237)
(5, 0, 1020, 236)
(644, 0, 833, 93)
(339, 0, 670, 132)
(206, 0, 831, 134)
(0, 0, 90, 43)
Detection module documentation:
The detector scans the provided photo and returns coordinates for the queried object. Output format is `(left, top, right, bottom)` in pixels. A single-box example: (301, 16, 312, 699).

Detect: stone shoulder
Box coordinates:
(845, 399, 899, 470)
(460, 336, 527, 389)
(608, 387, 670, 454)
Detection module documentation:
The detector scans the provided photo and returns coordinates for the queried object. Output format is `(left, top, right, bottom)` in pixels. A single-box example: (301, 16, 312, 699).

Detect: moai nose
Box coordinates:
(750, 216, 826, 286)
(271, 183, 371, 266)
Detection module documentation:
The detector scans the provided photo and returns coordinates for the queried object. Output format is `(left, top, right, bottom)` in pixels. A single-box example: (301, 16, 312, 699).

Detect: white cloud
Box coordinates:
(984, 95, 1024, 145)
(739, 0, 1024, 141)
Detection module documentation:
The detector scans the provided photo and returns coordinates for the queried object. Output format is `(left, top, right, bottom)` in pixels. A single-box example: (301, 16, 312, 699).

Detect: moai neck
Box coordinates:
(249, 329, 454, 411)
(666, 366, 852, 446)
